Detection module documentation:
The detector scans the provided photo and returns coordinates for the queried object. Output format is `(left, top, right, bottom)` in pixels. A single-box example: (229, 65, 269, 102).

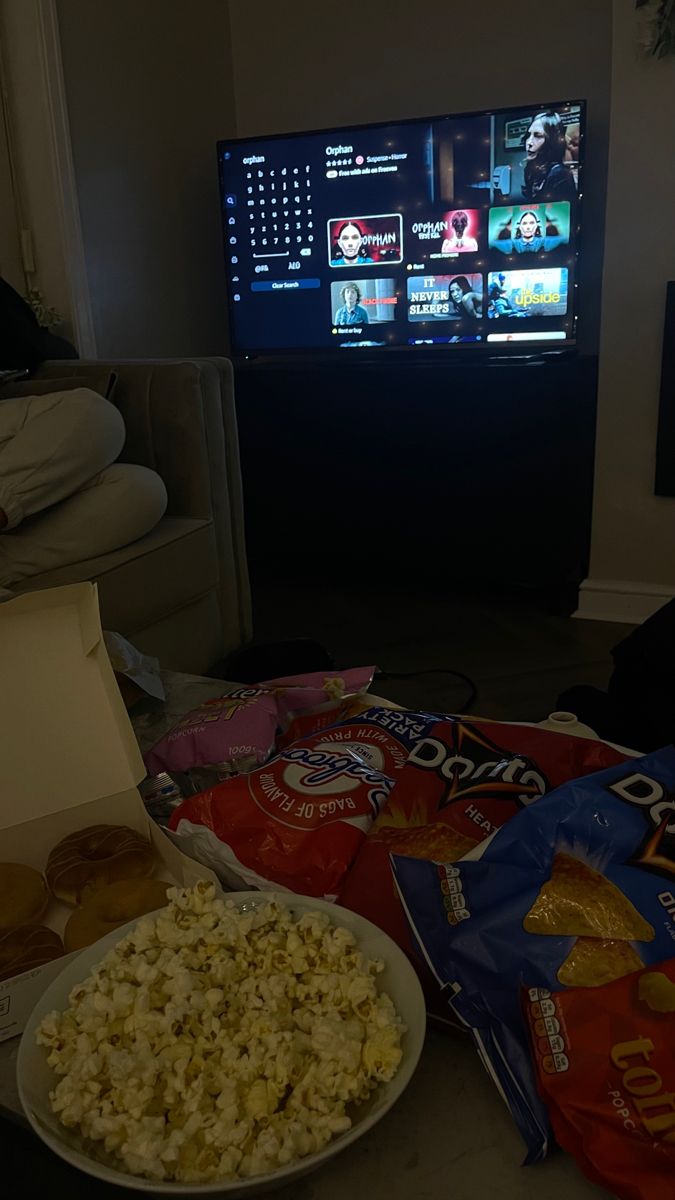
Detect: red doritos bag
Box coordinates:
(526, 960, 675, 1200)
(339, 716, 628, 1018)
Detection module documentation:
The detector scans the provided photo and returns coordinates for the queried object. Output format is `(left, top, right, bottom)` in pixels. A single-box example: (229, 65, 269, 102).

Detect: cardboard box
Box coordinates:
(0, 583, 216, 1042)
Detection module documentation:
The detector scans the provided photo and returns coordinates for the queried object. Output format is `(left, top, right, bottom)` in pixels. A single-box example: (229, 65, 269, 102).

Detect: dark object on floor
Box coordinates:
(0, 1111, 125, 1199)
(217, 638, 335, 683)
(0, 276, 77, 371)
(558, 599, 675, 752)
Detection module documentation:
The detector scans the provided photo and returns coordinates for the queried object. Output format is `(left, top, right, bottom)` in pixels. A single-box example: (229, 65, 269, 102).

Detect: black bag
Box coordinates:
(558, 598, 675, 751)
(0, 277, 77, 372)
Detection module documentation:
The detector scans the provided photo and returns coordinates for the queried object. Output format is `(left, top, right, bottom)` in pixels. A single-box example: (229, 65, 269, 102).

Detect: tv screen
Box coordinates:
(218, 99, 584, 358)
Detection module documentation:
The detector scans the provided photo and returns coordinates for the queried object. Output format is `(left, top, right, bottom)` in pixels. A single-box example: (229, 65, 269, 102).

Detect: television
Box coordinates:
(217, 99, 584, 359)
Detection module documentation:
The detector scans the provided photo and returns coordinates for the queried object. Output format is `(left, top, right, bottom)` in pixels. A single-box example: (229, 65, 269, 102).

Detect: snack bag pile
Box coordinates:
(339, 716, 627, 1015)
(526, 960, 675, 1200)
(392, 745, 675, 1164)
(145, 667, 375, 778)
(166, 708, 427, 897)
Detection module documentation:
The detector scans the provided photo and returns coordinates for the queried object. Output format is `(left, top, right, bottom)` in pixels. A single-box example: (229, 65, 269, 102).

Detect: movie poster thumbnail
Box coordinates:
(440, 209, 480, 255)
(487, 269, 568, 319)
(491, 105, 581, 204)
(327, 214, 403, 267)
(408, 209, 481, 259)
(407, 274, 483, 321)
(488, 203, 570, 255)
(330, 278, 398, 327)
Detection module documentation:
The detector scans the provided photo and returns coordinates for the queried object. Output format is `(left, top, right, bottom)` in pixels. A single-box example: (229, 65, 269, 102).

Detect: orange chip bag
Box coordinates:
(526, 958, 675, 1200)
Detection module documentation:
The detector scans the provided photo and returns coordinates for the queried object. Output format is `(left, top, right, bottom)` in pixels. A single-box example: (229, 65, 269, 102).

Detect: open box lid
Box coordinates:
(0, 583, 146, 829)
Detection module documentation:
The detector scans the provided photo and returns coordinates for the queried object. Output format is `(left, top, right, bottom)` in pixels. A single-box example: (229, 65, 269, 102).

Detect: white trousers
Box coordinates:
(0, 389, 167, 589)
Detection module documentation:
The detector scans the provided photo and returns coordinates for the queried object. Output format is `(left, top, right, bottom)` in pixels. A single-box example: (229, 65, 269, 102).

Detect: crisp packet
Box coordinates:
(392, 745, 675, 1163)
(144, 687, 279, 776)
(144, 668, 376, 778)
(383, 715, 627, 844)
(526, 959, 675, 1200)
(339, 718, 627, 1020)
(293, 705, 438, 776)
(166, 724, 397, 898)
(276, 693, 382, 750)
(265, 666, 376, 725)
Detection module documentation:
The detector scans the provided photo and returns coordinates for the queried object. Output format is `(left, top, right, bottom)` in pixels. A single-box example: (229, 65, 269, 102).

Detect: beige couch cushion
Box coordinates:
(13, 517, 216, 635)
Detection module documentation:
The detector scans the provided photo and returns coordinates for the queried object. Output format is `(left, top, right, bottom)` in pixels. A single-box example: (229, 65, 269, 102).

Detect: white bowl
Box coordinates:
(17, 891, 426, 1196)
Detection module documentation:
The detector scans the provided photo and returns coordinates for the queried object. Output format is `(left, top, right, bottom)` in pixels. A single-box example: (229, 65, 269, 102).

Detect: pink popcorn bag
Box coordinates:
(144, 667, 376, 779)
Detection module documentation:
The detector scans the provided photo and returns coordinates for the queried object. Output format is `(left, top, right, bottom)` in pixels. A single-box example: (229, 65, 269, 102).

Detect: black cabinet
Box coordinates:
(234, 355, 597, 605)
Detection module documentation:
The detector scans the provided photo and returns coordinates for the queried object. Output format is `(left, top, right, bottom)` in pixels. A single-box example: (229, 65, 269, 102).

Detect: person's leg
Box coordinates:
(0, 463, 168, 587)
(0, 389, 125, 530)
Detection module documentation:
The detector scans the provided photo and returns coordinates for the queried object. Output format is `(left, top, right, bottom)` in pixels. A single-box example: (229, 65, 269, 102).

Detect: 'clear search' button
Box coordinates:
(251, 278, 321, 292)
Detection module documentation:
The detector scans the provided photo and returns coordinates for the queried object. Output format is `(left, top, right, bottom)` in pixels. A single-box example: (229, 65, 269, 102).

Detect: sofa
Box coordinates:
(12, 357, 252, 673)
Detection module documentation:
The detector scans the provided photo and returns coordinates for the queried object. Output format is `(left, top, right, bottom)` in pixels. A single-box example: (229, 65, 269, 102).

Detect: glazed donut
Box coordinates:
(0, 925, 64, 982)
(46, 825, 154, 905)
(64, 878, 171, 953)
(0, 863, 49, 932)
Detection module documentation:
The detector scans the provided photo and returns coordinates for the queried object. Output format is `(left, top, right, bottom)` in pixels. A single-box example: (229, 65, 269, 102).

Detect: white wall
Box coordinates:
(56, 0, 236, 358)
(578, 2, 675, 620)
(228, 0, 612, 355)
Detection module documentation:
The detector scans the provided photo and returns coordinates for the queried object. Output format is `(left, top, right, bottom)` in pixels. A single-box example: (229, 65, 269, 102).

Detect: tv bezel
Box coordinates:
(217, 97, 586, 364)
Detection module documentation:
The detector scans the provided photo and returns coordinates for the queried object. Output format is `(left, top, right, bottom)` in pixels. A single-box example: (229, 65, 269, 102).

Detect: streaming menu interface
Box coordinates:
(218, 101, 583, 354)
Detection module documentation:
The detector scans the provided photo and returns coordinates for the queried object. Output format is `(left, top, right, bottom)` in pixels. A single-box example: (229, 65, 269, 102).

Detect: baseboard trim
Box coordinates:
(573, 579, 675, 624)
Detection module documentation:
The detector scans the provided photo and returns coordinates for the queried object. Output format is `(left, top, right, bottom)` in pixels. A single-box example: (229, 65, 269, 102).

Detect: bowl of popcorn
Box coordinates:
(18, 881, 425, 1195)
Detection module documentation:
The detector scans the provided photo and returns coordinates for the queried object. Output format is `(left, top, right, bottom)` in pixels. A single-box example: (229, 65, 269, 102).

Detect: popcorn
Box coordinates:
(37, 883, 404, 1184)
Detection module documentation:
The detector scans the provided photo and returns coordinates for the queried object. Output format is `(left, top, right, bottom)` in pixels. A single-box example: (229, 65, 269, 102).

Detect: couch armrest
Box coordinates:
(182, 358, 253, 649)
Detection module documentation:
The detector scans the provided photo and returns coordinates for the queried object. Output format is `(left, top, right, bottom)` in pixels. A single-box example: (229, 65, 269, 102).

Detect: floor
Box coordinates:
(250, 579, 633, 725)
(2, 1027, 607, 1200)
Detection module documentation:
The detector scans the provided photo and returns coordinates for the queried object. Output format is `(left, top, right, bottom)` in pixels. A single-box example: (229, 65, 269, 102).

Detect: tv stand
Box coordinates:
(234, 354, 597, 609)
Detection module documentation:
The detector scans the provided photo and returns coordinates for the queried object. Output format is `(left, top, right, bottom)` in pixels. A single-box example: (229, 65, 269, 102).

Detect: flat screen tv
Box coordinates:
(217, 99, 584, 359)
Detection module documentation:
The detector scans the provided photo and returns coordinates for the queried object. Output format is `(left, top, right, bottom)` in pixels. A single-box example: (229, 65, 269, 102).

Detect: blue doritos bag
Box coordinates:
(392, 745, 675, 1163)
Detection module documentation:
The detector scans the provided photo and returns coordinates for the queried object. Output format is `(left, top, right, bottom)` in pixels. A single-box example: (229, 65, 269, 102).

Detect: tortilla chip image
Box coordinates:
(639, 971, 675, 1013)
(376, 822, 478, 862)
(557, 937, 643, 988)
(523, 853, 655, 942)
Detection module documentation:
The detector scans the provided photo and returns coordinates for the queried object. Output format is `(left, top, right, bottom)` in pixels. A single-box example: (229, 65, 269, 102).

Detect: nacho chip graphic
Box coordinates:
(556, 936, 643, 988)
(523, 853, 655, 942)
(376, 822, 478, 862)
(638, 971, 675, 1013)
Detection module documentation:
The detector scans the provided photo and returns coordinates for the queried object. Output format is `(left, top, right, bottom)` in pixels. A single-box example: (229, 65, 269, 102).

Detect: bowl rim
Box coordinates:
(17, 890, 427, 1195)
